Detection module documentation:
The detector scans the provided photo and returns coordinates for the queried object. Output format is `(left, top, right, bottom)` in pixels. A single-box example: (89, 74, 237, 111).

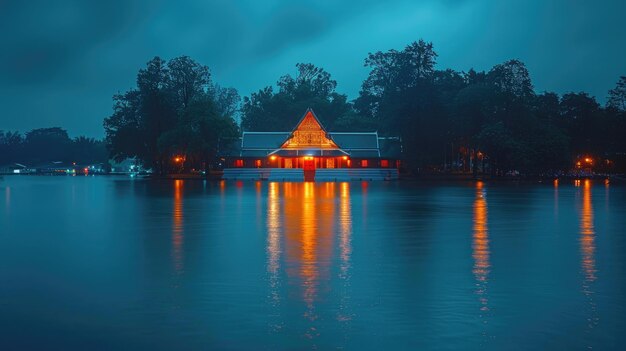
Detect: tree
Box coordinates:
(487, 59, 534, 101)
(167, 56, 211, 109)
(241, 63, 353, 131)
(104, 56, 240, 174)
(71, 137, 108, 165)
(356, 40, 450, 170)
(158, 94, 239, 171)
(607, 76, 626, 112)
(559, 92, 603, 155)
(357, 39, 437, 125)
(0, 131, 23, 165)
(23, 127, 72, 164)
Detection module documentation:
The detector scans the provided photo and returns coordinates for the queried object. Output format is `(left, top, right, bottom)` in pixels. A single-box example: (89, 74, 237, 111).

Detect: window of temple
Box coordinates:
(381, 159, 389, 168)
(235, 159, 243, 167)
(326, 158, 335, 168)
(284, 158, 293, 169)
(255, 159, 262, 168)
(361, 160, 368, 168)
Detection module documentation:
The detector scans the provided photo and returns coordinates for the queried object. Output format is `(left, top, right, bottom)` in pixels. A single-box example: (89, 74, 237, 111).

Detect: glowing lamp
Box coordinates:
(270, 155, 277, 161)
(342, 156, 348, 160)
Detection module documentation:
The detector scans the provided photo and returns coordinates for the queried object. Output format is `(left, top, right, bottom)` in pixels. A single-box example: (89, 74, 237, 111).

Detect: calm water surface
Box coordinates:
(1, 177, 625, 350)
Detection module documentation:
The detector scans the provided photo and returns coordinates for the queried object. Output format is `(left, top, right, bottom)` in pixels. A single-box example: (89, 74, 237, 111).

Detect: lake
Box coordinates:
(1, 177, 625, 350)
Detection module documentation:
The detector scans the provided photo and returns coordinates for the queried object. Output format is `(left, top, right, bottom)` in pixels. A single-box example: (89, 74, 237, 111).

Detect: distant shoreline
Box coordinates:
(2, 173, 624, 184)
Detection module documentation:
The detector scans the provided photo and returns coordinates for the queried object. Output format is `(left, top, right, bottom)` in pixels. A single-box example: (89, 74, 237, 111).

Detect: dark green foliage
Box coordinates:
(352, 40, 625, 174)
(235, 40, 625, 174)
(0, 131, 24, 165)
(103, 56, 240, 173)
(0, 128, 108, 166)
(607, 76, 626, 112)
(241, 63, 354, 131)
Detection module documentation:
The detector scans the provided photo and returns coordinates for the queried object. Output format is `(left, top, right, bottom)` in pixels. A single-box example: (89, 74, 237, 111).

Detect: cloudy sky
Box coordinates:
(1, 0, 625, 138)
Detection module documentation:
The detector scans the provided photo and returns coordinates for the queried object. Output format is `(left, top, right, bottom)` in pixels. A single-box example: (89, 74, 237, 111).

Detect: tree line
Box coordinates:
(3, 40, 625, 175)
(103, 56, 239, 174)
(0, 128, 107, 167)
(241, 40, 626, 175)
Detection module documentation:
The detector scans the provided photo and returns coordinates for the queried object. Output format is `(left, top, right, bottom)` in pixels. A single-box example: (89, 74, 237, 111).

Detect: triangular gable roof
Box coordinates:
(279, 108, 339, 149)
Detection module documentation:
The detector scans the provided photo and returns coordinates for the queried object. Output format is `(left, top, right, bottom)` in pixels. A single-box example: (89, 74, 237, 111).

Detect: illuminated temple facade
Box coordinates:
(220, 109, 402, 181)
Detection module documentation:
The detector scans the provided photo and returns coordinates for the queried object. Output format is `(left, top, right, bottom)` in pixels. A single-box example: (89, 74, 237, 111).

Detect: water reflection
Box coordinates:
(265, 182, 353, 342)
(554, 179, 559, 218)
(579, 179, 598, 331)
(339, 182, 352, 279)
(172, 180, 184, 274)
(472, 182, 490, 322)
(338, 182, 353, 326)
(4, 186, 10, 212)
(267, 182, 281, 303)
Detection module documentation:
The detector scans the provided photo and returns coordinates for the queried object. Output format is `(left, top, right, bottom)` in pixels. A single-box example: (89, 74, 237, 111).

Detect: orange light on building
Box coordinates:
(174, 156, 182, 162)
(270, 155, 277, 161)
(304, 156, 313, 160)
(342, 156, 348, 160)
(585, 157, 592, 164)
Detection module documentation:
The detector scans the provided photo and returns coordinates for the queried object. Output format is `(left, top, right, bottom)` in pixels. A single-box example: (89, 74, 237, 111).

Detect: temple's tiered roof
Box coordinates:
(219, 109, 401, 158)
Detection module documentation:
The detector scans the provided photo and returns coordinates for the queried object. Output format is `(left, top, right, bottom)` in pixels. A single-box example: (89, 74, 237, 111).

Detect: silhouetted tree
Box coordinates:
(607, 76, 626, 112)
(0, 131, 23, 165)
(104, 56, 240, 174)
(355, 40, 443, 169)
(241, 63, 353, 131)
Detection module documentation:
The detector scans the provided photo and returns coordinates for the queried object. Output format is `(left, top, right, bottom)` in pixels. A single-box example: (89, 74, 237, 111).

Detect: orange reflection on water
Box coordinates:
(300, 182, 320, 310)
(267, 182, 282, 312)
(472, 181, 490, 312)
(172, 180, 184, 273)
(579, 179, 599, 332)
(264, 182, 354, 341)
(339, 182, 352, 278)
(580, 180, 596, 282)
(554, 178, 559, 217)
(267, 182, 281, 276)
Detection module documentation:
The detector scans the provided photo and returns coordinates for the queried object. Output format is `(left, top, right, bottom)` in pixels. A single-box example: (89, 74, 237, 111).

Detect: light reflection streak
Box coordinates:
(337, 182, 353, 325)
(579, 179, 598, 331)
(267, 182, 281, 307)
(172, 180, 184, 274)
(339, 182, 352, 279)
(301, 182, 319, 312)
(265, 182, 353, 343)
(472, 181, 490, 319)
(4, 187, 10, 211)
(554, 179, 559, 219)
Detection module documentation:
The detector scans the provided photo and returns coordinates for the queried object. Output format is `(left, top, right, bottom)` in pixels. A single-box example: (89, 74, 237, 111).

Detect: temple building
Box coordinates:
(219, 109, 402, 181)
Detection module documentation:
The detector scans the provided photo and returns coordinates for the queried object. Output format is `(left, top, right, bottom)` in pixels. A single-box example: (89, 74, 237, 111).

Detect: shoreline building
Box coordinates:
(220, 109, 402, 181)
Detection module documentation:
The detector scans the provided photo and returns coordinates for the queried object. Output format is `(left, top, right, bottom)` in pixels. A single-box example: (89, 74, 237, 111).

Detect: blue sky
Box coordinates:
(1, 0, 625, 137)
